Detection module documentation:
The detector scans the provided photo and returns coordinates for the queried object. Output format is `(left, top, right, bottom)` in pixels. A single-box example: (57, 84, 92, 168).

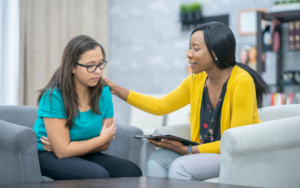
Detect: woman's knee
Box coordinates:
(168, 154, 221, 181)
(49, 163, 110, 180)
(168, 157, 192, 180)
(147, 149, 181, 178)
(109, 157, 142, 177)
(81, 165, 110, 179)
(122, 161, 142, 177)
(38, 152, 110, 180)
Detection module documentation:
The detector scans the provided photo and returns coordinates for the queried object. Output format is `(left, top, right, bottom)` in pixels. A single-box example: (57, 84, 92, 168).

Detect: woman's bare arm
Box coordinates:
(44, 118, 116, 159)
(91, 118, 114, 153)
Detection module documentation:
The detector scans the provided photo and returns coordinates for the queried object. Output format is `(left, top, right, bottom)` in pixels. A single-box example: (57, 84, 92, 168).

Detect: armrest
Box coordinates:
(154, 123, 190, 140)
(0, 120, 43, 184)
(103, 123, 144, 167)
(219, 116, 300, 188)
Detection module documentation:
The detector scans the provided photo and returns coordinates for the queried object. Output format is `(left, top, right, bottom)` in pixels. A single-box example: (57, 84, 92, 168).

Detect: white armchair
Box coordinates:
(154, 104, 300, 188)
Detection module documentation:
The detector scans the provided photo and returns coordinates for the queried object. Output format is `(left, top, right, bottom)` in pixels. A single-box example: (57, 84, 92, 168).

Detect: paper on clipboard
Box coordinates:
(134, 134, 201, 146)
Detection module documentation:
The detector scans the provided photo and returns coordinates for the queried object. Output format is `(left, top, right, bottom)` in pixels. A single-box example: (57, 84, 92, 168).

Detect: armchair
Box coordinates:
(0, 105, 144, 184)
(154, 104, 300, 188)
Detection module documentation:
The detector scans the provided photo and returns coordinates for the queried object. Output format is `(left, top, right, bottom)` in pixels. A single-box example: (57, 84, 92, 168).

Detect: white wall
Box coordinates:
(0, 0, 20, 105)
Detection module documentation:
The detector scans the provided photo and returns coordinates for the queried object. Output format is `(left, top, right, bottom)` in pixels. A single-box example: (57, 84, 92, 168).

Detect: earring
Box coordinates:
(215, 58, 218, 61)
(72, 71, 75, 74)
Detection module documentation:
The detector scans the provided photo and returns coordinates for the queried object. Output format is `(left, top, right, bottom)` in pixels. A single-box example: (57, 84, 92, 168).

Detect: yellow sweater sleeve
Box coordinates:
(126, 75, 192, 116)
(197, 75, 256, 154)
(198, 141, 220, 153)
(230, 75, 256, 128)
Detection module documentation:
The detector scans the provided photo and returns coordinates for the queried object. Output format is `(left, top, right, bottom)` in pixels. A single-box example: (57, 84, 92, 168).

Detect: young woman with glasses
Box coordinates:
(33, 35, 141, 180)
(102, 22, 270, 181)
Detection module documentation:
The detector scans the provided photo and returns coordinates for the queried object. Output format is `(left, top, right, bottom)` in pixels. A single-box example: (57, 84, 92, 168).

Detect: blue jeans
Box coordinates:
(147, 149, 220, 180)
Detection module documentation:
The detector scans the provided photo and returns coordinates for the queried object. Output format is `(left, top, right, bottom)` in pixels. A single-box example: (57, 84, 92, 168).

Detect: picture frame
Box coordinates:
(238, 8, 266, 35)
(238, 43, 257, 71)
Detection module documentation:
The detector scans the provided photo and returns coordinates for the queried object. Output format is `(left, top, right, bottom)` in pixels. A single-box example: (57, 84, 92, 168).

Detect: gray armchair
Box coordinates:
(154, 104, 300, 188)
(0, 105, 144, 184)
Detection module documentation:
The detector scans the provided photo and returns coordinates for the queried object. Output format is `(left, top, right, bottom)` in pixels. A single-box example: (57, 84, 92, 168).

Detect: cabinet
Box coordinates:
(256, 10, 300, 92)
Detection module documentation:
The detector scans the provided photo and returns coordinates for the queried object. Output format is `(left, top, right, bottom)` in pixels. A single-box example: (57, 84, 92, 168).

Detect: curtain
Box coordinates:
(0, 0, 20, 105)
(19, 0, 109, 106)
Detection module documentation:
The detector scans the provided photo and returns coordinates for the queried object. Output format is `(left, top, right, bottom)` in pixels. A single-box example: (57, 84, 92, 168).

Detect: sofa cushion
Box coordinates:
(258, 104, 300, 123)
(0, 106, 38, 129)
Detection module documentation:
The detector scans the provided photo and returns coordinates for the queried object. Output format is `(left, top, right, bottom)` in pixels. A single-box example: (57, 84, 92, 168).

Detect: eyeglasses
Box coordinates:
(75, 60, 107, 73)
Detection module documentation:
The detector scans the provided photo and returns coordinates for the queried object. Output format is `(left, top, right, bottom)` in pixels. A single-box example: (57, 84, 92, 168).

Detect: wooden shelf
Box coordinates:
(262, 10, 300, 22)
(256, 10, 300, 92)
(269, 83, 300, 87)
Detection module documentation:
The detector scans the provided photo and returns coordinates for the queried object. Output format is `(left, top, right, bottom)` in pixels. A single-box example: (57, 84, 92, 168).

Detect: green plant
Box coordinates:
(180, 4, 189, 13)
(189, 3, 201, 12)
(289, 0, 296, 3)
(282, 0, 288, 4)
(274, 1, 281, 4)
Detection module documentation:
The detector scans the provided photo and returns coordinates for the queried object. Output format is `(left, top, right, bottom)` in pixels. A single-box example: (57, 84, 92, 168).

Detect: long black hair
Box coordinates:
(191, 22, 270, 107)
(37, 35, 106, 128)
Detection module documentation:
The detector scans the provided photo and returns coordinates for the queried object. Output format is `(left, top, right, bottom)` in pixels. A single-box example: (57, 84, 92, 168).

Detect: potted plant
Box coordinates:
(180, 4, 189, 23)
(272, 0, 300, 12)
(186, 4, 193, 22)
(190, 3, 202, 22)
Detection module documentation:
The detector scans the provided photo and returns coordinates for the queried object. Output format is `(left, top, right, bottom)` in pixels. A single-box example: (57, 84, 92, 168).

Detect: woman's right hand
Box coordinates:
(102, 76, 130, 101)
(100, 118, 116, 143)
(102, 76, 117, 95)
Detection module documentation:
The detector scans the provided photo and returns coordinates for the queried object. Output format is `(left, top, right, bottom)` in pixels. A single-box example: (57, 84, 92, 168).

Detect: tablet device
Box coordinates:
(134, 134, 201, 146)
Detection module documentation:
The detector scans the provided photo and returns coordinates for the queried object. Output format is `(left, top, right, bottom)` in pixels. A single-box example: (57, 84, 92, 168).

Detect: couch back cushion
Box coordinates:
(0, 106, 38, 129)
(258, 104, 300, 123)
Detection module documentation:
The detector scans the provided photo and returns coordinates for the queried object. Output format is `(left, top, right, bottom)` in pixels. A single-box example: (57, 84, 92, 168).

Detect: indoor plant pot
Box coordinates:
(272, 1, 300, 12)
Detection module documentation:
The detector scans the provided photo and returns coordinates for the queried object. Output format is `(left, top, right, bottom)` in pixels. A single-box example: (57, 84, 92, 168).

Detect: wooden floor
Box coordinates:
(0, 177, 261, 188)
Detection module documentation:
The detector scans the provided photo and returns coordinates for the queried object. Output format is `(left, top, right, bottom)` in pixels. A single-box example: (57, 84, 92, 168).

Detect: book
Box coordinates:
(288, 22, 295, 50)
(278, 93, 282, 105)
(289, 92, 294, 104)
(134, 134, 201, 146)
(295, 21, 300, 50)
(271, 93, 274, 106)
(271, 92, 298, 106)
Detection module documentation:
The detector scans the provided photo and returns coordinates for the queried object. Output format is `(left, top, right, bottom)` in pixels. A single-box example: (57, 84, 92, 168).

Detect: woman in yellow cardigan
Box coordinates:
(103, 22, 269, 180)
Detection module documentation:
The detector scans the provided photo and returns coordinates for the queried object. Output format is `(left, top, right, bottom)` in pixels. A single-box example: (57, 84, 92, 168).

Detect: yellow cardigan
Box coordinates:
(126, 65, 261, 154)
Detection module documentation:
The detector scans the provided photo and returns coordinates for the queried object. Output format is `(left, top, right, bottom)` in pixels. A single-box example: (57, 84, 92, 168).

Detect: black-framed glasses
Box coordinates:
(75, 60, 107, 73)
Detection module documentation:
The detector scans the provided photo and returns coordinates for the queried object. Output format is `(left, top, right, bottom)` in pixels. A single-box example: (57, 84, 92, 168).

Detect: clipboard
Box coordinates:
(133, 134, 201, 146)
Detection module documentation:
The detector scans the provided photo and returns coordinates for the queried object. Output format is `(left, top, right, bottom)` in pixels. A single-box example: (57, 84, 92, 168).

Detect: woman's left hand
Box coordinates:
(148, 139, 188, 155)
(40, 136, 53, 152)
